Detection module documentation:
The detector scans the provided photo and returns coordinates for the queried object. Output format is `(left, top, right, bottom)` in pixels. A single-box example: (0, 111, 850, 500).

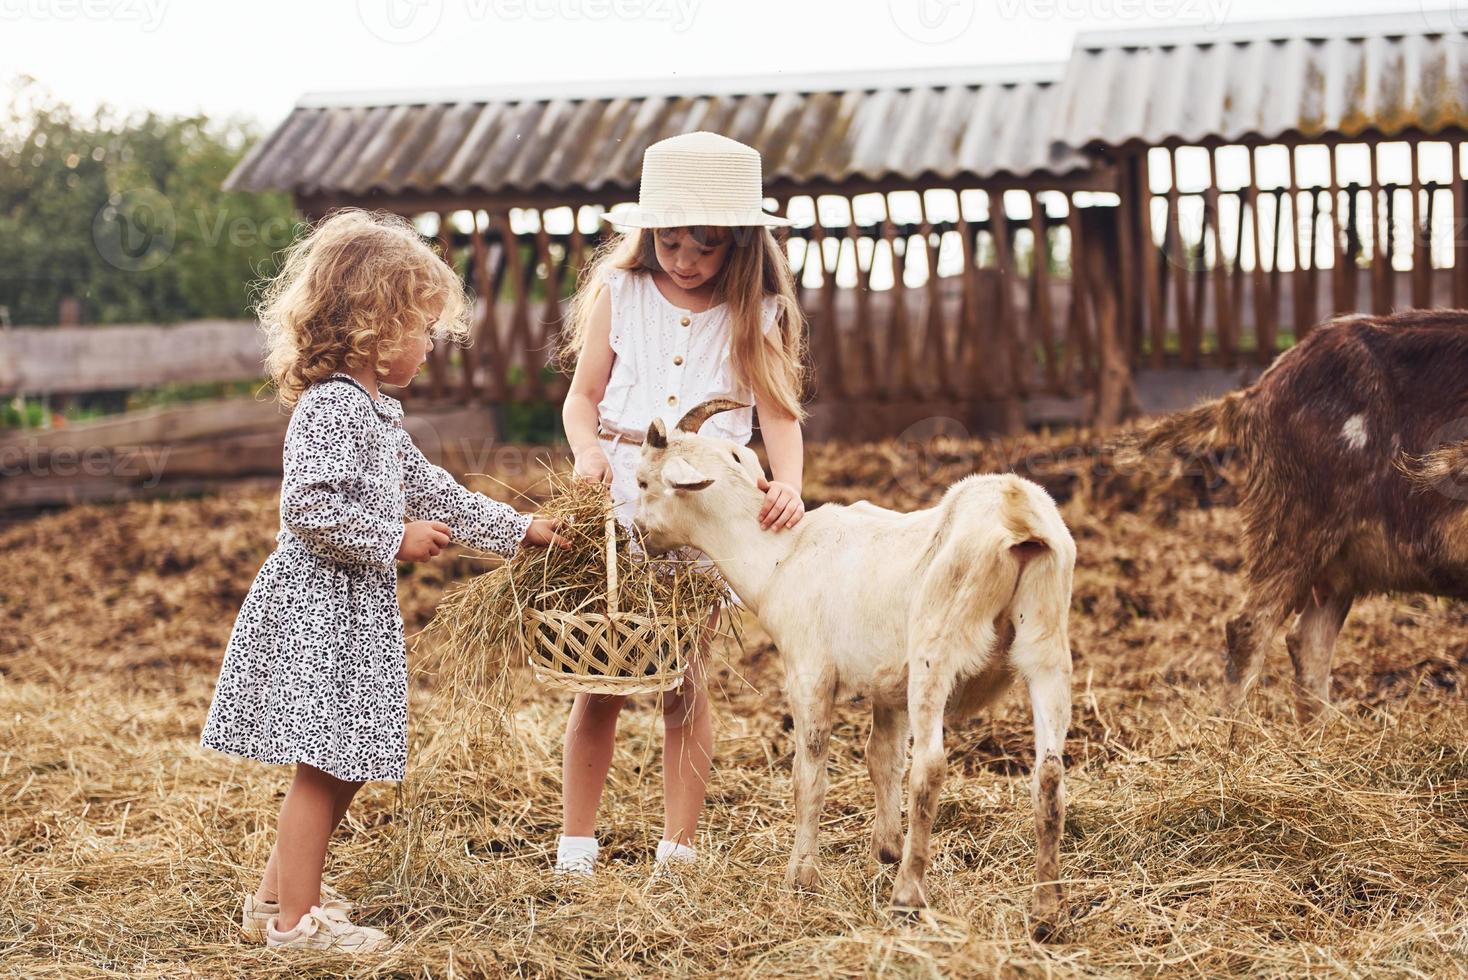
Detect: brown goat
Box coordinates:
(1127, 310, 1468, 721)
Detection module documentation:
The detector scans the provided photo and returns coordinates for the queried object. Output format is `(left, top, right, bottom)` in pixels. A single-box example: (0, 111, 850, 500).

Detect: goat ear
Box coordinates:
(662, 456, 714, 491)
(645, 418, 668, 449)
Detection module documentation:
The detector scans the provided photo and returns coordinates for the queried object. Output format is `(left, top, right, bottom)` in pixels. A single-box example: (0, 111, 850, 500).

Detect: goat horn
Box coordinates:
(675, 398, 750, 434)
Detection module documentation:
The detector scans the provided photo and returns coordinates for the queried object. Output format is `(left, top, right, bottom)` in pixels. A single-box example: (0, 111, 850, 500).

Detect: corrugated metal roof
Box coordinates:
(1050, 9, 1468, 150)
(222, 62, 1095, 201)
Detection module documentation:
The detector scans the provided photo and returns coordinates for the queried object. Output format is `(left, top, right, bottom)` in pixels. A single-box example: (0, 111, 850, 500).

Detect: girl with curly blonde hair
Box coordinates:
(202, 208, 568, 952)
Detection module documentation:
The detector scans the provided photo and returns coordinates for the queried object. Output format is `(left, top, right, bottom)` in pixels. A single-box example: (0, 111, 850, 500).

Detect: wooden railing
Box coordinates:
(420, 192, 1124, 422)
(1125, 140, 1468, 370)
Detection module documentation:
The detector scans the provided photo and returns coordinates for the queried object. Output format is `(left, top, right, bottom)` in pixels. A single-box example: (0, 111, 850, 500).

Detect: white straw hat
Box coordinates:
(602, 131, 791, 229)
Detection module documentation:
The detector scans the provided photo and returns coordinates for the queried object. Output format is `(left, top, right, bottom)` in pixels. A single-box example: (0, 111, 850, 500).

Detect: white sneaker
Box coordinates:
(553, 852, 597, 878)
(553, 835, 598, 878)
(266, 905, 389, 953)
(242, 883, 353, 942)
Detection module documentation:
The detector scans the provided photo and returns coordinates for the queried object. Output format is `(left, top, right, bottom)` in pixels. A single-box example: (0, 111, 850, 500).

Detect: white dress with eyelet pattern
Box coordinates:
(596, 269, 777, 604)
(200, 373, 533, 782)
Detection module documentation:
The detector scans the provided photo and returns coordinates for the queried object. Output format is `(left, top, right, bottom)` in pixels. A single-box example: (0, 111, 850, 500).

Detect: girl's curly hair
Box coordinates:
(256, 208, 472, 407)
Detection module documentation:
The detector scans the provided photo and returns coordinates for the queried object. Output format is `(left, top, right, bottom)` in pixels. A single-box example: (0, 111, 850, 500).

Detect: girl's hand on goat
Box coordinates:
(756, 477, 805, 530)
(573, 447, 613, 488)
(397, 520, 452, 561)
(523, 516, 573, 550)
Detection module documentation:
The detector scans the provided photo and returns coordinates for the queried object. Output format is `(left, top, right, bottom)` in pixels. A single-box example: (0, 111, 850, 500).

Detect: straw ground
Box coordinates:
(1, 432, 1465, 977)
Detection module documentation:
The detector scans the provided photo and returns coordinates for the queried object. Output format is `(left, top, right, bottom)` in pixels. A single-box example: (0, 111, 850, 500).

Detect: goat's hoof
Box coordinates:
(889, 880, 927, 911)
(1030, 914, 1063, 943)
(1030, 892, 1065, 943)
(870, 836, 903, 865)
(784, 859, 822, 892)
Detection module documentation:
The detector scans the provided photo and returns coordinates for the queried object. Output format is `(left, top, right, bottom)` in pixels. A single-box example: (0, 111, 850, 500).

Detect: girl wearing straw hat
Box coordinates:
(556, 131, 808, 876)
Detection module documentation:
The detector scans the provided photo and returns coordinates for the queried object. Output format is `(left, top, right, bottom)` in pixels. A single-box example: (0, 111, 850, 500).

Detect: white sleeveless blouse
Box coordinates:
(596, 268, 776, 532)
(596, 268, 776, 447)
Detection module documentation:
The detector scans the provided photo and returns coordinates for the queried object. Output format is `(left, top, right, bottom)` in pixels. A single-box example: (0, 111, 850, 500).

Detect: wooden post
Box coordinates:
(1369, 144, 1389, 314)
(1288, 148, 1312, 343)
(1082, 206, 1135, 432)
(495, 211, 532, 402)
(1165, 147, 1196, 367)
(808, 211, 845, 400)
(992, 189, 1027, 404)
(1206, 146, 1235, 368)
(849, 217, 876, 399)
(1410, 141, 1431, 309)
(1455, 141, 1468, 309)
(1063, 196, 1096, 395)
(1028, 190, 1059, 392)
(429, 213, 454, 400)
(469, 214, 504, 401)
(957, 213, 984, 400)
(917, 194, 953, 398)
(1136, 152, 1166, 369)
(881, 198, 916, 398)
(1246, 146, 1272, 364)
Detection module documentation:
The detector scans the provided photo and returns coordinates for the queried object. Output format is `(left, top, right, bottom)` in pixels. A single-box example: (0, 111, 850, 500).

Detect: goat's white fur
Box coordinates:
(632, 409, 1076, 933)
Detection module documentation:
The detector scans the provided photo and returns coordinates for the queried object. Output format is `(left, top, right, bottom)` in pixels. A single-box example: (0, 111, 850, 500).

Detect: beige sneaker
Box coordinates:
(241, 883, 353, 941)
(266, 905, 389, 953)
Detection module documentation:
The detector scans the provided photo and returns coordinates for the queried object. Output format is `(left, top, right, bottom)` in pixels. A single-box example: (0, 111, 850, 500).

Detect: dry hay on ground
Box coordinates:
(0, 432, 1464, 977)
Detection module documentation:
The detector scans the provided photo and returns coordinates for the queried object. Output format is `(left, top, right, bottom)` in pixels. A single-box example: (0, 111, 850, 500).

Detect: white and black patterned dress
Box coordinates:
(201, 372, 532, 782)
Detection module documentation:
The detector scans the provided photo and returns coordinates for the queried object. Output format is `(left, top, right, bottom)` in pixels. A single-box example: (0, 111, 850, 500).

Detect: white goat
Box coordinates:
(631, 400, 1076, 935)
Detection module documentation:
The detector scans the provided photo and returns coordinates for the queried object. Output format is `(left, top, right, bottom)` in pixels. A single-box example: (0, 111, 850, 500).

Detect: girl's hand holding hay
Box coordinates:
(397, 520, 452, 561)
(523, 516, 573, 550)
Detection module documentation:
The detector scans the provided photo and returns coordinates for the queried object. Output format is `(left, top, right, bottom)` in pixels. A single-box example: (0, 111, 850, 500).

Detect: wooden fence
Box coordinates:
(1118, 139, 1468, 370)
(412, 191, 1127, 436)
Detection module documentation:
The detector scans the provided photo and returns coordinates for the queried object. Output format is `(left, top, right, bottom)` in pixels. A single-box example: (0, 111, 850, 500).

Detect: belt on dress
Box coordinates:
(597, 420, 645, 446)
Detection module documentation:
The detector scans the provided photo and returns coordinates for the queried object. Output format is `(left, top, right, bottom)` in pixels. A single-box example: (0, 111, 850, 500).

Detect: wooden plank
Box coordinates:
(1301, 187, 1322, 337)
(1330, 148, 1358, 316)
(849, 219, 876, 399)
(1287, 149, 1310, 343)
(0, 320, 264, 397)
(1112, 162, 1140, 366)
(427, 213, 453, 400)
(494, 211, 533, 401)
(956, 214, 985, 399)
(0, 396, 285, 456)
(1137, 152, 1166, 369)
(1028, 190, 1059, 391)
(1410, 142, 1431, 309)
(808, 214, 846, 399)
(1369, 144, 1389, 314)
(1165, 148, 1197, 367)
(1063, 198, 1095, 394)
(988, 191, 1027, 398)
(1455, 142, 1468, 309)
(1206, 147, 1235, 368)
(469, 217, 506, 400)
(916, 196, 953, 399)
(880, 201, 916, 398)
(1246, 147, 1272, 364)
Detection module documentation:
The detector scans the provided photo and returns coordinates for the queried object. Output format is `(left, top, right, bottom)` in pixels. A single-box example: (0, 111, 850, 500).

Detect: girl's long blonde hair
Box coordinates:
(256, 208, 471, 407)
(559, 226, 808, 422)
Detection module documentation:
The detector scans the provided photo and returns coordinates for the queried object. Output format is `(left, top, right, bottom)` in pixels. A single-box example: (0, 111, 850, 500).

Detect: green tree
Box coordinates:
(0, 75, 298, 326)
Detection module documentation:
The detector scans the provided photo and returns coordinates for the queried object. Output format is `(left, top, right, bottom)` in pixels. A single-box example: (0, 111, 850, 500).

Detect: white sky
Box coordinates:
(0, 0, 1450, 130)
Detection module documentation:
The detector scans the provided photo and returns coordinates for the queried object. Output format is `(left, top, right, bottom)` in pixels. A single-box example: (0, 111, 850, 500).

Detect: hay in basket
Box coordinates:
(416, 473, 727, 731)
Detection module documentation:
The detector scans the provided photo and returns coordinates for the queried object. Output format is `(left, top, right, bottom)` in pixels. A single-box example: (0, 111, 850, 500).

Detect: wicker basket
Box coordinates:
(523, 514, 692, 695)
